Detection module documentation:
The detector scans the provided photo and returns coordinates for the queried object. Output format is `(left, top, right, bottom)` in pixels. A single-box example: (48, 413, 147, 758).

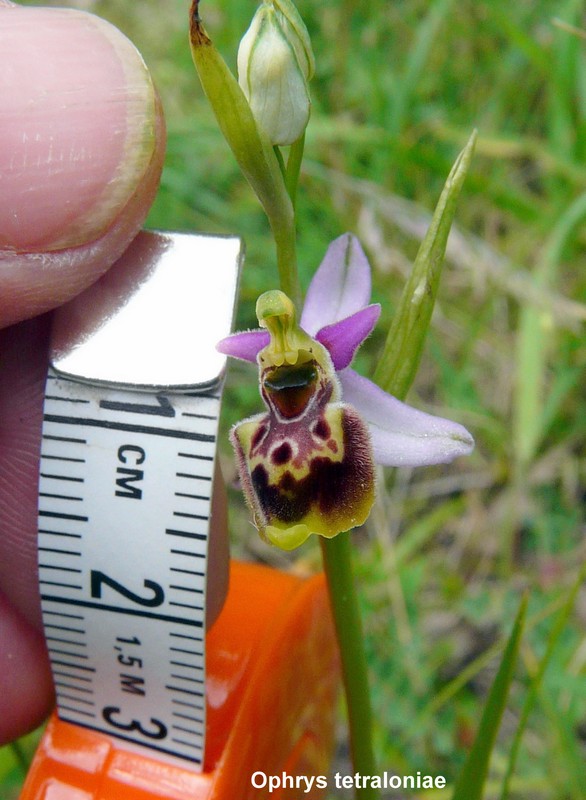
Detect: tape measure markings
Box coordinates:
(38, 372, 223, 767)
(36, 232, 242, 770)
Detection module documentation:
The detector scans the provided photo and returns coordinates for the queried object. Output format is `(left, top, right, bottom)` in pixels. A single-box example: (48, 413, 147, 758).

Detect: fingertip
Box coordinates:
(0, 119, 165, 329)
(207, 461, 230, 629)
(0, 5, 166, 327)
(0, 317, 51, 630)
(0, 593, 54, 745)
(0, 6, 161, 254)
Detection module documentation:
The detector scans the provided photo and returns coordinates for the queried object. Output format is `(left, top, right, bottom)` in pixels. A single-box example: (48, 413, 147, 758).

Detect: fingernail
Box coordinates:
(0, 7, 158, 252)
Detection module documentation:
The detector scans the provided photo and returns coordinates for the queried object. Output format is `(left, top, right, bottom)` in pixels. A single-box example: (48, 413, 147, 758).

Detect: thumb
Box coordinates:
(0, 3, 166, 328)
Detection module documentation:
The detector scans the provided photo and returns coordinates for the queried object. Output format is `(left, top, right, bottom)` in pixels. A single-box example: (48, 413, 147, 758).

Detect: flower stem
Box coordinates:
(285, 132, 305, 209)
(273, 215, 301, 309)
(320, 533, 380, 800)
(273, 144, 287, 180)
(10, 740, 29, 775)
(271, 136, 305, 306)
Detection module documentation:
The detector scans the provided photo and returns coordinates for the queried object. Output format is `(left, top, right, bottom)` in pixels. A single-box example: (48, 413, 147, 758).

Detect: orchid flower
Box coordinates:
(218, 233, 474, 550)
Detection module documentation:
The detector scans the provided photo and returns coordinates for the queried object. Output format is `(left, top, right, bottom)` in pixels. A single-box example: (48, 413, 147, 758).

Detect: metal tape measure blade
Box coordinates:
(39, 372, 221, 766)
(37, 231, 242, 770)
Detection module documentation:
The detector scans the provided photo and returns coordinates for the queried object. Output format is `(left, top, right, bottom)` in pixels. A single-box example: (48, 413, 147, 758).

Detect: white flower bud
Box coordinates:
(238, 1, 314, 146)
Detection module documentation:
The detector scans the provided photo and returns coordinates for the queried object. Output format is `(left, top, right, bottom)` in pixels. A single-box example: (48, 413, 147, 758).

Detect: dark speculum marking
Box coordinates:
(250, 410, 373, 527)
(263, 362, 318, 419)
(271, 441, 293, 465)
(312, 418, 330, 440)
(251, 423, 268, 452)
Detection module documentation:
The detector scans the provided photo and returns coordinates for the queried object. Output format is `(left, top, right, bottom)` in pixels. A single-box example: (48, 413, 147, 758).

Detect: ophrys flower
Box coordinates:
(219, 234, 474, 550)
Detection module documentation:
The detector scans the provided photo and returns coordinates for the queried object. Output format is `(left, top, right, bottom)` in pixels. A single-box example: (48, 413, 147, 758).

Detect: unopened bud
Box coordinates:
(238, 0, 314, 146)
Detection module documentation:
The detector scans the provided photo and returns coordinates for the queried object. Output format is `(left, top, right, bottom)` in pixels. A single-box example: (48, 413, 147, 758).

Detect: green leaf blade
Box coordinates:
(374, 130, 477, 401)
(451, 595, 527, 800)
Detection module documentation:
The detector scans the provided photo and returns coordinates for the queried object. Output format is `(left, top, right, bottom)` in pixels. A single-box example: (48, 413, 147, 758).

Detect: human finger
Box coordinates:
(0, 3, 166, 327)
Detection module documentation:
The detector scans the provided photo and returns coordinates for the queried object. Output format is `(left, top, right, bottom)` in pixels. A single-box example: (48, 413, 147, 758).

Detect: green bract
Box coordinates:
(189, 0, 301, 301)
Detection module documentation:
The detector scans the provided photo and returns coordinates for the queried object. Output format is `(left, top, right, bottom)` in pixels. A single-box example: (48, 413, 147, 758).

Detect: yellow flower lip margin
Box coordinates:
(265, 522, 313, 550)
(265, 514, 353, 551)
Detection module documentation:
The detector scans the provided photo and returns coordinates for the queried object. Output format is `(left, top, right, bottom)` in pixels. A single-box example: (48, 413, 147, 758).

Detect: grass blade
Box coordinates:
(374, 130, 476, 401)
(513, 190, 586, 469)
(499, 563, 586, 800)
(389, 0, 454, 137)
(451, 596, 527, 800)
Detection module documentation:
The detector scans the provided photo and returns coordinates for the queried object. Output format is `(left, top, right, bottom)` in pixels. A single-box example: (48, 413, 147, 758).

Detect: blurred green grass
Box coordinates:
(6, 1, 586, 798)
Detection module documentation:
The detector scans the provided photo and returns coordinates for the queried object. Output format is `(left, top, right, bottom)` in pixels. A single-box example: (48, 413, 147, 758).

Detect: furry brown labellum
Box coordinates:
(231, 291, 375, 550)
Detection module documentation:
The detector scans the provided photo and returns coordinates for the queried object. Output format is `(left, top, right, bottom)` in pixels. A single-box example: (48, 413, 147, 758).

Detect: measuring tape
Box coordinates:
(37, 231, 242, 770)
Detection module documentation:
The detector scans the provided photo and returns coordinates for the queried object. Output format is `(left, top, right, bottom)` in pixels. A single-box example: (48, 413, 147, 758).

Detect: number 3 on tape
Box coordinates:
(38, 232, 242, 769)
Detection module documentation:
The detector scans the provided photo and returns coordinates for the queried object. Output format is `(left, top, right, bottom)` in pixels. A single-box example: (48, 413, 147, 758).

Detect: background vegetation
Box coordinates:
(3, 1, 585, 797)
